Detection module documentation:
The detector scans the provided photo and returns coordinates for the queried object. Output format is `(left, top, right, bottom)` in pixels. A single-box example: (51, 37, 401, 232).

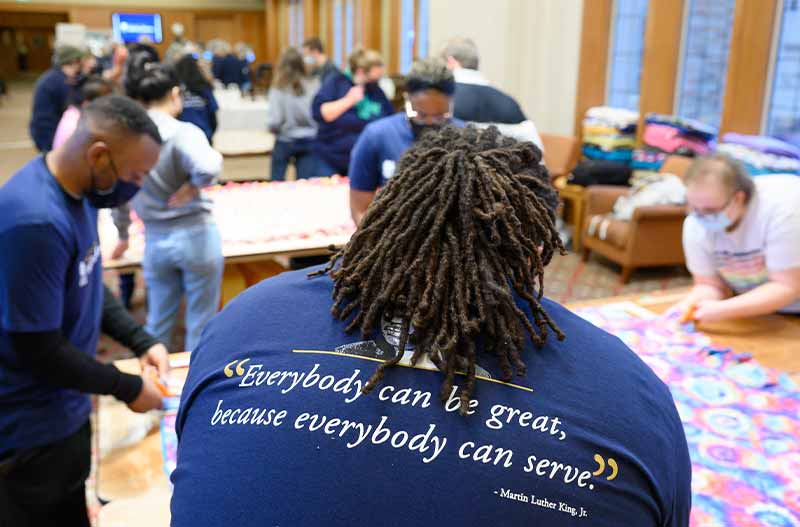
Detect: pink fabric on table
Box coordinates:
(52, 105, 81, 150)
(643, 123, 712, 155)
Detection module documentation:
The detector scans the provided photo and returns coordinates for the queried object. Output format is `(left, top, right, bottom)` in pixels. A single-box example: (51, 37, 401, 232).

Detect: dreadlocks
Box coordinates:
(310, 125, 565, 414)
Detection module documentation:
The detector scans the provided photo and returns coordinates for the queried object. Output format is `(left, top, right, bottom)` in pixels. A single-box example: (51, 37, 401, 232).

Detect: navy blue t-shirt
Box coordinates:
(312, 70, 395, 175)
(349, 113, 465, 191)
(29, 68, 72, 152)
(171, 266, 691, 526)
(179, 88, 219, 142)
(0, 157, 103, 455)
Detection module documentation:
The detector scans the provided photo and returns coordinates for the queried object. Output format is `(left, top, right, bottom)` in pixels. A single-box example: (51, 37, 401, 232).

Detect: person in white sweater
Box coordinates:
(118, 56, 224, 351)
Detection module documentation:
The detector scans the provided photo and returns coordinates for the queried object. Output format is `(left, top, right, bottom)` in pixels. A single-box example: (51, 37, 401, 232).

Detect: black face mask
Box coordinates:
(409, 119, 445, 141)
(86, 179, 141, 209)
(86, 153, 141, 209)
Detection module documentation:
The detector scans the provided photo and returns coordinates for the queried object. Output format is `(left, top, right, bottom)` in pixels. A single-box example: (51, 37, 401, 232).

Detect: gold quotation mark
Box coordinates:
(592, 454, 618, 481)
(223, 358, 250, 378)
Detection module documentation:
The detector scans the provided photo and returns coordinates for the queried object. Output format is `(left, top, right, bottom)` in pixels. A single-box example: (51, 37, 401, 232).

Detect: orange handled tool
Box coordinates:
(679, 304, 697, 324)
(148, 370, 173, 397)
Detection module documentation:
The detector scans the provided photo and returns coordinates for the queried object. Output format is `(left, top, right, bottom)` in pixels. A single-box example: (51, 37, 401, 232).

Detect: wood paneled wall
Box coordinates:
(572, 0, 612, 139)
(720, 0, 779, 135)
(635, 0, 684, 142)
(575, 0, 781, 139)
(0, 2, 266, 63)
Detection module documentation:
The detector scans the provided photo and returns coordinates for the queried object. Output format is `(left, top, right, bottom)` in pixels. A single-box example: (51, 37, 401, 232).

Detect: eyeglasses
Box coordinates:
(404, 99, 452, 125)
(687, 192, 735, 217)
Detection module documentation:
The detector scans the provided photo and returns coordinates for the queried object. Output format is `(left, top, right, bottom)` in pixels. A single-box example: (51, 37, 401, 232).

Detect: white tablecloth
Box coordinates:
(214, 88, 269, 131)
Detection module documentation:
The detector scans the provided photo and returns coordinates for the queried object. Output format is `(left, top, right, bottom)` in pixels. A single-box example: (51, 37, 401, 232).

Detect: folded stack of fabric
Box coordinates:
(631, 148, 667, 171)
(716, 133, 800, 175)
(582, 106, 639, 164)
(635, 113, 717, 170)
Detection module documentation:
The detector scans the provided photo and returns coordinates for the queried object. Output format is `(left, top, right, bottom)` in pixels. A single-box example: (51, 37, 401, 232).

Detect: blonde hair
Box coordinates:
(685, 154, 755, 202)
(348, 48, 383, 73)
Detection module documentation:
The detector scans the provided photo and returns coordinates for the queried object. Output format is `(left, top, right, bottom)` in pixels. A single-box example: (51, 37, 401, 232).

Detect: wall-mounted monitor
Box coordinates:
(112, 13, 163, 44)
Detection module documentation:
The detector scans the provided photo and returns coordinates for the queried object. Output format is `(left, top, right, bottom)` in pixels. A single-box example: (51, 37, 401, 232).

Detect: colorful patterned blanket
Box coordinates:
(575, 302, 799, 527)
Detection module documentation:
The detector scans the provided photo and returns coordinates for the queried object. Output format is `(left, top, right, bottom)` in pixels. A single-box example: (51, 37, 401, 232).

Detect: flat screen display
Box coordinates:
(112, 13, 163, 44)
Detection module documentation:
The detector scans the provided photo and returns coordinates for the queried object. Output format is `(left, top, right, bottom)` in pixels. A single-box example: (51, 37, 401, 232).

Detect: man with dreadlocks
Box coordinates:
(171, 126, 691, 527)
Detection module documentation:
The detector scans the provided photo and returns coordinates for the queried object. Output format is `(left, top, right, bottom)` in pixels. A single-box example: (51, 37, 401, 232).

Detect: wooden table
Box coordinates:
(212, 129, 275, 157)
(95, 353, 190, 526)
(555, 180, 587, 251)
(100, 179, 354, 273)
(95, 290, 800, 524)
(99, 178, 355, 304)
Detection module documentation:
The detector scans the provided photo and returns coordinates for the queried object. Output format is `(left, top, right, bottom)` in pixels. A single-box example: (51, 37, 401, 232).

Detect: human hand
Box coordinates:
(127, 367, 164, 413)
(346, 84, 365, 104)
(693, 299, 729, 324)
(139, 343, 170, 379)
(168, 183, 200, 208)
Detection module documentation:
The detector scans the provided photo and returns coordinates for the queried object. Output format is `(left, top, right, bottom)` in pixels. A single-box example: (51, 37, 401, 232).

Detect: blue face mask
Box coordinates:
(692, 210, 732, 233)
(86, 152, 141, 209)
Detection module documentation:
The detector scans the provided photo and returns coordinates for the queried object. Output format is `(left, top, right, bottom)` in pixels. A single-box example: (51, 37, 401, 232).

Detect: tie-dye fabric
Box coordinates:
(575, 302, 800, 527)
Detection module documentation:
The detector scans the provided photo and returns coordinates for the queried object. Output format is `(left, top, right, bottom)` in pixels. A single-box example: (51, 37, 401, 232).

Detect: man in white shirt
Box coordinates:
(668, 155, 800, 322)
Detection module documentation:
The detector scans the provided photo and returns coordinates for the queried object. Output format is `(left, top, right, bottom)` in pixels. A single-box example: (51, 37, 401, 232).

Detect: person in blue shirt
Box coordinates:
(0, 95, 168, 526)
(175, 53, 219, 143)
(29, 45, 84, 152)
(348, 57, 460, 225)
(301, 36, 339, 85)
(311, 48, 394, 178)
(219, 47, 250, 89)
(170, 126, 691, 527)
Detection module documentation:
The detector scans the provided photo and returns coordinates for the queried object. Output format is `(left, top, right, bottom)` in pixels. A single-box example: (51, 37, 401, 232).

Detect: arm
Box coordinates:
(350, 189, 376, 226)
(177, 124, 223, 188)
(666, 275, 729, 318)
(347, 129, 381, 225)
(664, 217, 727, 317)
(10, 330, 143, 403)
(110, 204, 131, 259)
(695, 209, 800, 321)
(320, 92, 364, 123)
(312, 83, 366, 131)
(102, 285, 170, 376)
(0, 224, 160, 410)
(102, 285, 158, 357)
(696, 268, 800, 321)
